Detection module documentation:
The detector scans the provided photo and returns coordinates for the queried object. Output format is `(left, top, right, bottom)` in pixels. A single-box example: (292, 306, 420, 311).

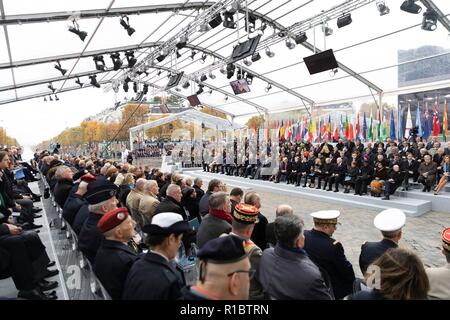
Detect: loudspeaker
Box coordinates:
(209, 14, 223, 29)
(303, 49, 339, 75)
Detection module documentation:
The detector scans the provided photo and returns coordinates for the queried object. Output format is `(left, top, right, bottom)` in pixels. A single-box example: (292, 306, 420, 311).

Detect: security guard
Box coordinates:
(359, 208, 406, 275)
(94, 207, 140, 300)
(426, 228, 450, 299)
(78, 177, 119, 263)
(122, 212, 191, 300)
(303, 210, 355, 299)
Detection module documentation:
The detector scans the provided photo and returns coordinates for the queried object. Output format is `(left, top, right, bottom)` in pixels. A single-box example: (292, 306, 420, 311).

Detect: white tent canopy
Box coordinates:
(129, 108, 245, 135)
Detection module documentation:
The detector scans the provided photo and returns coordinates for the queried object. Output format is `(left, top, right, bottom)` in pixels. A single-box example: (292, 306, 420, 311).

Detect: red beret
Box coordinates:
(80, 173, 96, 182)
(443, 228, 450, 252)
(97, 207, 129, 233)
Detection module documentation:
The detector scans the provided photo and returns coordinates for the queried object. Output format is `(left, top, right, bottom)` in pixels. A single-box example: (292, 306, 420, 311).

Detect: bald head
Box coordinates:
(275, 204, 293, 217)
(135, 178, 147, 192)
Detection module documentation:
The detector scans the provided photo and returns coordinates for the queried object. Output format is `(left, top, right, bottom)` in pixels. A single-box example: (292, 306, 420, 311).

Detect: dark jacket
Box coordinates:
(373, 167, 388, 180)
(62, 194, 86, 226)
(350, 289, 384, 300)
(251, 213, 268, 250)
(181, 196, 199, 221)
(78, 212, 104, 263)
(304, 229, 355, 300)
(123, 252, 184, 300)
(94, 239, 140, 300)
(54, 179, 74, 208)
(401, 159, 419, 173)
(154, 196, 188, 220)
(359, 239, 398, 275)
(73, 204, 89, 235)
(198, 191, 213, 217)
(193, 185, 204, 204)
(265, 222, 276, 247)
(259, 245, 333, 300)
(196, 214, 231, 248)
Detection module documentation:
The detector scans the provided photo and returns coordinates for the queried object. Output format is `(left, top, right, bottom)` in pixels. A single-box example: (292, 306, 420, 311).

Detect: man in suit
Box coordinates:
(303, 210, 355, 299)
(154, 184, 188, 220)
(266, 204, 293, 247)
(53, 165, 74, 208)
(94, 207, 140, 300)
(244, 192, 268, 250)
(138, 180, 160, 226)
(193, 177, 204, 204)
(401, 152, 419, 190)
(123, 212, 191, 300)
(359, 208, 406, 275)
(229, 187, 243, 214)
(426, 228, 450, 300)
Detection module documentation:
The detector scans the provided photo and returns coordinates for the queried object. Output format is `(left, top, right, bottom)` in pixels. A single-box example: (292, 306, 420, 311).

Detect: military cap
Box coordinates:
(310, 210, 340, 224)
(142, 212, 191, 235)
(197, 235, 248, 264)
(84, 177, 118, 204)
(442, 228, 450, 252)
(80, 173, 96, 183)
(233, 203, 259, 225)
(373, 208, 406, 232)
(97, 207, 129, 233)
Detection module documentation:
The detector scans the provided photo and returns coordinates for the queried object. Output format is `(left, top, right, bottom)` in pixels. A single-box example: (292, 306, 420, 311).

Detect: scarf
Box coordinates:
(209, 208, 233, 224)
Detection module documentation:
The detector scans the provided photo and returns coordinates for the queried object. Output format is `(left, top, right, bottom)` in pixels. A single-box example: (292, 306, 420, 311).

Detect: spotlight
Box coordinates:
(219, 66, 226, 74)
(285, 38, 296, 49)
(196, 85, 204, 95)
(44, 96, 47, 102)
(209, 14, 223, 29)
(124, 76, 132, 83)
(208, 89, 213, 95)
(223, 11, 236, 29)
(329, 68, 338, 77)
(133, 82, 138, 93)
(376, 0, 390, 16)
(125, 51, 137, 68)
(337, 13, 352, 28)
(251, 52, 261, 62)
(265, 83, 272, 92)
(198, 23, 211, 32)
(176, 34, 188, 49)
(157, 70, 162, 76)
(245, 14, 257, 33)
(200, 74, 208, 82)
(422, 10, 438, 31)
(265, 47, 275, 58)
(246, 73, 254, 85)
(224, 95, 229, 101)
(110, 53, 122, 71)
(190, 50, 197, 60)
(112, 81, 119, 93)
(176, 50, 182, 58)
(182, 81, 190, 89)
(49, 95, 53, 101)
(48, 82, 56, 93)
(243, 59, 252, 66)
(55, 94, 59, 101)
(400, 0, 422, 14)
(175, 87, 181, 92)
(294, 32, 308, 44)
(68, 21, 88, 41)
(54, 60, 67, 76)
(156, 48, 169, 62)
(89, 75, 100, 88)
(75, 77, 83, 88)
(200, 53, 207, 64)
(208, 71, 216, 79)
(257, 23, 267, 36)
(120, 16, 135, 36)
(322, 23, 333, 36)
(93, 55, 105, 71)
(226, 63, 235, 79)
(123, 82, 129, 92)
(236, 68, 243, 80)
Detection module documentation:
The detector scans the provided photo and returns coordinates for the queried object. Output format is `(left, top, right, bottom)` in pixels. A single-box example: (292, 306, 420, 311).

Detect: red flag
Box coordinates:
(349, 122, 354, 141)
(333, 121, 339, 142)
(356, 112, 360, 139)
(433, 100, 440, 136)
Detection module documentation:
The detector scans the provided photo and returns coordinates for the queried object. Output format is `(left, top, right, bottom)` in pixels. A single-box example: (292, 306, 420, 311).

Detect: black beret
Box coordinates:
(197, 235, 248, 264)
(84, 177, 118, 204)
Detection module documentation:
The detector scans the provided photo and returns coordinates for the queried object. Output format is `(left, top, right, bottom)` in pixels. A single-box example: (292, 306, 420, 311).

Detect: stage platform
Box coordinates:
(189, 171, 449, 217)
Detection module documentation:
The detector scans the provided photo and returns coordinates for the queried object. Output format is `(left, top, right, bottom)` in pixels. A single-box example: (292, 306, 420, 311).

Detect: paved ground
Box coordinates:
(193, 172, 450, 278)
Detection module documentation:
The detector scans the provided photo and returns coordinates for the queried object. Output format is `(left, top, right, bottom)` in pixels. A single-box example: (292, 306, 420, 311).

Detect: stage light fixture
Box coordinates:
(223, 11, 236, 29)
(224, 95, 229, 101)
(182, 81, 190, 89)
(175, 87, 181, 92)
(196, 84, 204, 95)
(68, 21, 88, 42)
(422, 9, 438, 31)
(337, 13, 352, 28)
(226, 63, 236, 79)
(157, 70, 162, 76)
(246, 73, 254, 85)
(110, 52, 123, 71)
(120, 15, 135, 36)
(123, 82, 129, 92)
(176, 34, 188, 49)
(243, 58, 252, 66)
(200, 74, 208, 82)
(93, 55, 105, 71)
(209, 14, 223, 29)
(329, 68, 338, 77)
(124, 76, 132, 83)
(208, 71, 216, 79)
(295, 32, 308, 44)
(245, 14, 257, 33)
(54, 60, 67, 76)
(125, 51, 137, 68)
(376, 0, 390, 16)
(208, 89, 213, 95)
(322, 22, 333, 36)
(89, 75, 100, 88)
(48, 82, 56, 93)
(200, 53, 207, 64)
(220, 66, 226, 74)
(198, 23, 211, 32)
(156, 48, 169, 62)
(44, 96, 47, 102)
(133, 82, 138, 93)
(265, 83, 272, 92)
(265, 47, 275, 58)
(176, 50, 182, 58)
(251, 52, 261, 62)
(285, 38, 296, 49)
(190, 50, 197, 60)
(400, 0, 422, 14)
(49, 95, 53, 101)
(75, 77, 83, 88)
(55, 94, 59, 101)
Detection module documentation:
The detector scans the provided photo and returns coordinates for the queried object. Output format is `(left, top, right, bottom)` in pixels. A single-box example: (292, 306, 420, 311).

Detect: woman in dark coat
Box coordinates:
(181, 186, 199, 220)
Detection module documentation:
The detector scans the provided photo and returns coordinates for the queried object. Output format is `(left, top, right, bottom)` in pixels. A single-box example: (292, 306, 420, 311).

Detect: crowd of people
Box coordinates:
(204, 137, 450, 198)
(1, 144, 449, 301)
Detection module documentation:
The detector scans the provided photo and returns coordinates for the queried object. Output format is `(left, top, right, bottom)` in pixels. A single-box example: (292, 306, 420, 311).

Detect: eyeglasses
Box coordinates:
(227, 269, 256, 280)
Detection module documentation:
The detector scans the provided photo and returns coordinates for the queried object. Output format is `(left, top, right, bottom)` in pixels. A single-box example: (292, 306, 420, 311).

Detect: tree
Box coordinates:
(246, 116, 264, 130)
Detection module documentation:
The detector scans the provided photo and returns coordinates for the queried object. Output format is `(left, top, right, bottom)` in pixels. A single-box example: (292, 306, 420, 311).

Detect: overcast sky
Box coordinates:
(2, 0, 450, 155)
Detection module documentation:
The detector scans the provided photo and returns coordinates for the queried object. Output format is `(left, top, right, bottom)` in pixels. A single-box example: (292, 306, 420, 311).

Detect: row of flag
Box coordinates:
(251, 99, 449, 143)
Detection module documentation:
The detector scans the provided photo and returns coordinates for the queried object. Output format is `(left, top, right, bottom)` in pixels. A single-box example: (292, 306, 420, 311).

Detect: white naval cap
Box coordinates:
(373, 208, 406, 232)
(310, 210, 341, 224)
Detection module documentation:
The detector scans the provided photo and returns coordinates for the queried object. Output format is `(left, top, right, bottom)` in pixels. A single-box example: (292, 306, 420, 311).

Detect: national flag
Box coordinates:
(355, 112, 360, 139)
(398, 107, 403, 140)
(443, 99, 448, 142)
(424, 102, 430, 140)
(415, 105, 423, 137)
(368, 112, 373, 141)
(279, 120, 284, 141)
(377, 109, 381, 140)
(405, 104, 413, 138)
(308, 118, 313, 141)
(344, 114, 349, 139)
(389, 109, 396, 140)
(362, 112, 367, 141)
(433, 99, 440, 137)
(333, 119, 339, 142)
(349, 118, 354, 141)
(327, 115, 332, 141)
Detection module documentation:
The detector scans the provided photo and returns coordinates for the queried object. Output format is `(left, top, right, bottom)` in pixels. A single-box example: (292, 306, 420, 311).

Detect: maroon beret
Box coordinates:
(97, 207, 129, 233)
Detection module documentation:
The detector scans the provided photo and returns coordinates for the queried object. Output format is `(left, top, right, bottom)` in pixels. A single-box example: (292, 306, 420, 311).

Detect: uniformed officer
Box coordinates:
(78, 177, 119, 263)
(182, 234, 252, 300)
(230, 203, 263, 300)
(303, 210, 355, 299)
(426, 228, 450, 299)
(122, 212, 191, 300)
(94, 207, 140, 300)
(359, 208, 406, 275)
